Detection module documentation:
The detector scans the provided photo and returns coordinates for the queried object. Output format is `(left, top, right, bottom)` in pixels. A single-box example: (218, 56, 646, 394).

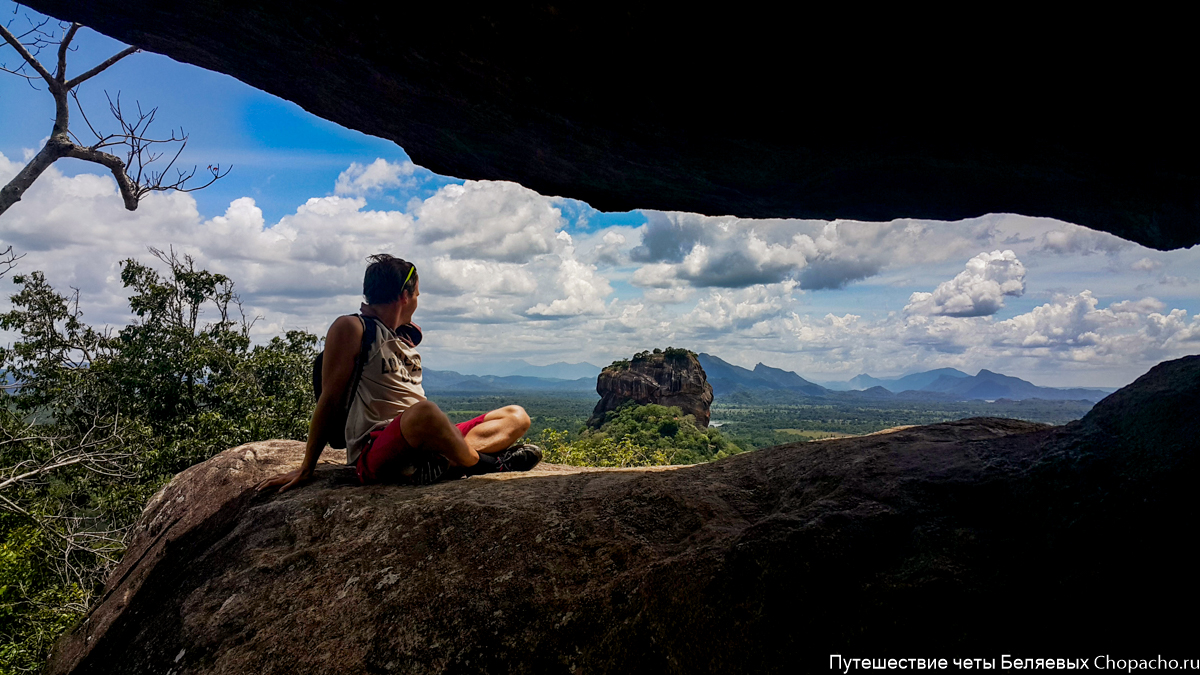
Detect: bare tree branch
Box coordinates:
(0, 139, 68, 212)
(68, 88, 109, 146)
(0, 454, 102, 493)
(234, 289, 263, 338)
(61, 142, 141, 209)
(0, 405, 135, 592)
(0, 428, 133, 494)
(0, 491, 127, 592)
(64, 44, 136, 90)
(0, 18, 226, 218)
(0, 60, 41, 83)
(0, 19, 56, 88)
(54, 21, 79, 82)
(0, 245, 24, 278)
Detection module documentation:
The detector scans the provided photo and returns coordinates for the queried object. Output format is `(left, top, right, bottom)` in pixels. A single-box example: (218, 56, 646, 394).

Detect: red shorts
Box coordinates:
(356, 412, 489, 484)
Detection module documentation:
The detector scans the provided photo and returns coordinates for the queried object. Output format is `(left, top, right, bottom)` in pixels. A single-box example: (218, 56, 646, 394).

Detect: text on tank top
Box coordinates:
(344, 319, 425, 465)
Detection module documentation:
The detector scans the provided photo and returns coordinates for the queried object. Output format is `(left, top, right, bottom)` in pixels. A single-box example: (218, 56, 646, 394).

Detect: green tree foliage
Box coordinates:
(0, 249, 317, 672)
(538, 402, 744, 467)
(0, 524, 86, 671)
(606, 346, 695, 372)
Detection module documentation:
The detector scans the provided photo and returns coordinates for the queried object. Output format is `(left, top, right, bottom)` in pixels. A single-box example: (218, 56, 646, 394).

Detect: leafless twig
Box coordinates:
(0, 19, 229, 217)
(0, 245, 24, 278)
(0, 401, 135, 592)
(0, 424, 134, 494)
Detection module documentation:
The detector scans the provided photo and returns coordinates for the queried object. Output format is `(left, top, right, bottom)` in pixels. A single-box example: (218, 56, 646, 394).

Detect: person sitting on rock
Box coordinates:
(256, 253, 542, 492)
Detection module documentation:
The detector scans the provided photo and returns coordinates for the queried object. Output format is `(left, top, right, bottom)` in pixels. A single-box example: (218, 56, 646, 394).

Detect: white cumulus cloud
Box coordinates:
(334, 158, 417, 196)
(1037, 227, 1129, 256)
(630, 214, 980, 291)
(1131, 257, 1163, 272)
(905, 250, 1026, 317)
(526, 255, 612, 317)
(412, 181, 565, 263)
(678, 282, 797, 333)
(4, 150, 1198, 385)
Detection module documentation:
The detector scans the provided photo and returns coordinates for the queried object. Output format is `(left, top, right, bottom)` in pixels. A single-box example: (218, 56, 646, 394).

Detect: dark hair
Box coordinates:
(363, 254, 418, 305)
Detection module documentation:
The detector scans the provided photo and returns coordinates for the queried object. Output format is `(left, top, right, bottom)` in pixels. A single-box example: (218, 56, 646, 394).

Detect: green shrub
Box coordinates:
(613, 347, 695, 369)
(605, 358, 631, 371)
(0, 521, 88, 674)
(663, 346, 695, 362)
(537, 402, 745, 468)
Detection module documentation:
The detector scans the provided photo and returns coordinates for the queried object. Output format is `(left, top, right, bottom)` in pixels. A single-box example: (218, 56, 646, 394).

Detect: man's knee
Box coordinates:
(501, 405, 531, 433)
(403, 401, 449, 430)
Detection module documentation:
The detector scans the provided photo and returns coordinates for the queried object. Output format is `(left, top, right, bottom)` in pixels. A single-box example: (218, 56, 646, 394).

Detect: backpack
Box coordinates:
(312, 314, 379, 449)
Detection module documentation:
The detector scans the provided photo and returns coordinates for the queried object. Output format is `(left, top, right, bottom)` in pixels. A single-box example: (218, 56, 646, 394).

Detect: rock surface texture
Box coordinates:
(590, 352, 714, 428)
(49, 356, 1200, 674)
(21, 2, 1200, 251)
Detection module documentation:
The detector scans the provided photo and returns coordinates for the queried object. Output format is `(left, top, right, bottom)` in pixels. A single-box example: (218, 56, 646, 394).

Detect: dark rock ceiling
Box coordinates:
(23, 2, 1199, 251)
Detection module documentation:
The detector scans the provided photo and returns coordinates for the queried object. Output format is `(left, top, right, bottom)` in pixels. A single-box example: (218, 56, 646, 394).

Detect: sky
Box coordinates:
(2, 6, 1199, 389)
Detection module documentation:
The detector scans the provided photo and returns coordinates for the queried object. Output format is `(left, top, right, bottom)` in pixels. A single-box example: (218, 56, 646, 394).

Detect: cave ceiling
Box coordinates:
(22, 2, 1198, 251)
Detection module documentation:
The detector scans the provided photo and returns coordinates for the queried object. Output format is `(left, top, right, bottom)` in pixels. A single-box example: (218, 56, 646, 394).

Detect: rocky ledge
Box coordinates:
(49, 356, 1200, 674)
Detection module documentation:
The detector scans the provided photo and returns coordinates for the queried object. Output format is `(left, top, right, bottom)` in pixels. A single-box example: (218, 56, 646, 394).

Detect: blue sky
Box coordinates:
(3, 5, 1199, 388)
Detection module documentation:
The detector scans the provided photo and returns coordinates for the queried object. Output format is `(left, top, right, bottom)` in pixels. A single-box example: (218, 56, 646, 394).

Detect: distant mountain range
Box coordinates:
(697, 354, 827, 397)
(421, 354, 1113, 403)
(827, 368, 972, 392)
(422, 359, 602, 393)
(821, 367, 1113, 401)
(697, 354, 1112, 402)
(437, 360, 603, 381)
(422, 369, 596, 393)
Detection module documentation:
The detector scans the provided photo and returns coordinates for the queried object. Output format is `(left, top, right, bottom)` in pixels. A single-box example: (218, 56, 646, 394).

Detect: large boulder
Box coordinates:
(49, 356, 1200, 674)
(589, 350, 714, 428)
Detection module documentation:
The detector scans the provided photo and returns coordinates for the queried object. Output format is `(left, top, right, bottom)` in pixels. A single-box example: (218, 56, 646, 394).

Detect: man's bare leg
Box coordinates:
(399, 401, 480, 468)
(398, 402, 535, 478)
(464, 405, 531, 456)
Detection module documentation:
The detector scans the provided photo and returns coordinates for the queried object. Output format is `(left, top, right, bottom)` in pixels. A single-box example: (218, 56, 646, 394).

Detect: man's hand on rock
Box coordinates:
(255, 468, 312, 493)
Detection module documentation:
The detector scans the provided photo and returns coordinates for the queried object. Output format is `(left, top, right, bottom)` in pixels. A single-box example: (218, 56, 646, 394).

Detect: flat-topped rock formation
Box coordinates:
(589, 350, 714, 427)
(49, 356, 1200, 674)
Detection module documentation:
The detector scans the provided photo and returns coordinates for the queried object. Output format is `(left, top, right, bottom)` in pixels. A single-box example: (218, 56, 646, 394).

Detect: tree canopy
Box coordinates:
(0, 250, 316, 670)
(538, 401, 743, 468)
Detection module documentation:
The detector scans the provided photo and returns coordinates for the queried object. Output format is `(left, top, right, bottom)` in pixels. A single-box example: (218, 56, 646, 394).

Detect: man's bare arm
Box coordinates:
(256, 315, 363, 492)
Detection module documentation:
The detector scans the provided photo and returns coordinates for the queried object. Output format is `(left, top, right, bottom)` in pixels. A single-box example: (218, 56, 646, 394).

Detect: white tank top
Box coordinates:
(344, 318, 425, 465)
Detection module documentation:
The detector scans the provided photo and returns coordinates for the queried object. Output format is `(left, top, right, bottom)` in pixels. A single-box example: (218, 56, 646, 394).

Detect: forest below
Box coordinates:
(0, 252, 1096, 672)
(434, 391, 1093, 455)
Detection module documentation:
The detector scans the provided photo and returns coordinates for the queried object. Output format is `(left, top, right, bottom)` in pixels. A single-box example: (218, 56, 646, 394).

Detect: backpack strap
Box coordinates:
(311, 314, 386, 449)
(343, 313, 381, 413)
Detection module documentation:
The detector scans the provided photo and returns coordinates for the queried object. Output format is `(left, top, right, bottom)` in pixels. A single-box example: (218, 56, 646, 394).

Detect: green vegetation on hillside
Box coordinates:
(710, 394, 1093, 449)
(537, 402, 744, 467)
(0, 251, 316, 672)
(605, 346, 696, 371)
(433, 391, 1094, 459)
(429, 393, 598, 438)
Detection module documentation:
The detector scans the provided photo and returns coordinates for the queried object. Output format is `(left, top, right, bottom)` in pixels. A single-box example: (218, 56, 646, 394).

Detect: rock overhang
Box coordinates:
(20, 2, 1199, 251)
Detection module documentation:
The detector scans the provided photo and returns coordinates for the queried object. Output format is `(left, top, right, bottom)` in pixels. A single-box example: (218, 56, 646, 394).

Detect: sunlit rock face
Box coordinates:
(590, 350, 714, 428)
(48, 356, 1200, 674)
(22, 2, 1200, 251)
